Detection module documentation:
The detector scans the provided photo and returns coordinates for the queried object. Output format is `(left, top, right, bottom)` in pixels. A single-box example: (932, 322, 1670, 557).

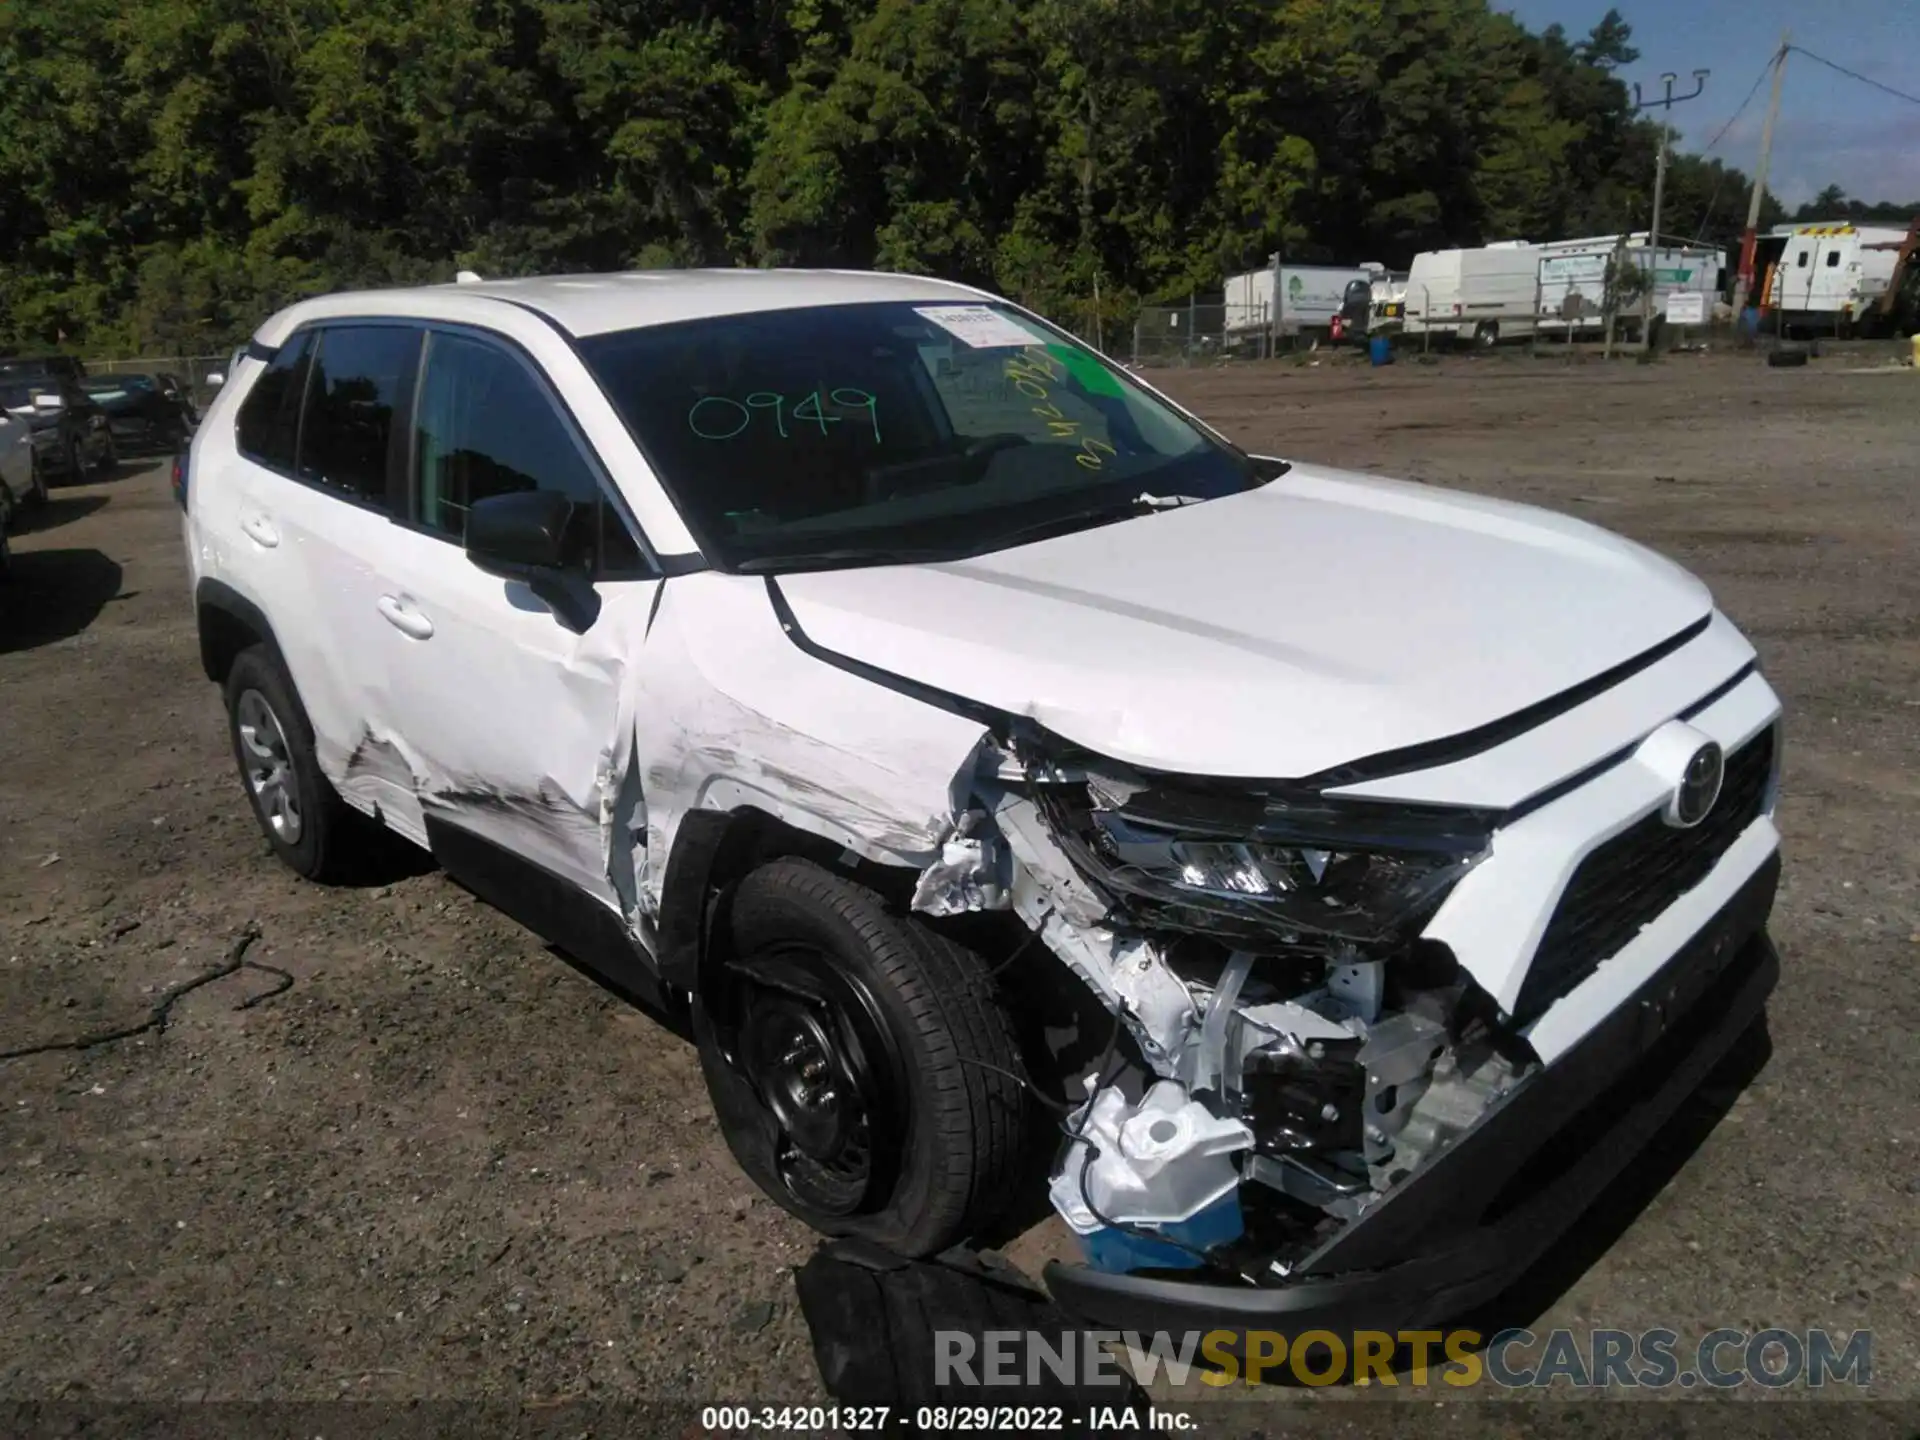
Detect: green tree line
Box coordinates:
(0, 0, 1801, 354)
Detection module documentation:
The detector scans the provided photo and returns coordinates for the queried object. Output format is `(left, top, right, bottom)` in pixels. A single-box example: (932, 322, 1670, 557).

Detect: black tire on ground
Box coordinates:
(695, 858, 1030, 1257)
(94, 431, 118, 475)
(27, 451, 47, 506)
(62, 437, 80, 480)
(223, 644, 360, 882)
(1767, 348, 1809, 368)
(1473, 321, 1499, 348)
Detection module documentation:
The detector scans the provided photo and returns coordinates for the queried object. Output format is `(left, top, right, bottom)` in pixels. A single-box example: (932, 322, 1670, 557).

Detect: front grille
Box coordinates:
(1513, 725, 1775, 1023)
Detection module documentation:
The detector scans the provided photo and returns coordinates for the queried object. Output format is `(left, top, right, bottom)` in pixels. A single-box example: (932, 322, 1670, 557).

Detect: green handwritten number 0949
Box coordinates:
(688, 388, 880, 443)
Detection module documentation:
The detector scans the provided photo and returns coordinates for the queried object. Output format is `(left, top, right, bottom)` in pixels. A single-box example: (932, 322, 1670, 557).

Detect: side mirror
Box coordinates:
(465, 490, 600, 632)
(205, 372, 225, 388)
(32, 392, 64, 410)
(465, 489, 575, 573)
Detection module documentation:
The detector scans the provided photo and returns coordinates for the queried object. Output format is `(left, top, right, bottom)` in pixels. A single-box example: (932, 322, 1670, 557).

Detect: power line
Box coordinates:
(1787, 45, 1920, 108)
(1687, 55, 1776, 243)
(1697, 56, 1773, 157)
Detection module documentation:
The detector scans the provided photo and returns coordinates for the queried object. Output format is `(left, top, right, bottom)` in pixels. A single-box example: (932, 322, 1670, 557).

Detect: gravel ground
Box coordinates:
(1, 350, 1914, 1432)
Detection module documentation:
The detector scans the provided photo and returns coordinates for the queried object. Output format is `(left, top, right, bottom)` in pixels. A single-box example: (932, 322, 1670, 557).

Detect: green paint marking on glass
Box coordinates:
(1048, 343, 1125, 398)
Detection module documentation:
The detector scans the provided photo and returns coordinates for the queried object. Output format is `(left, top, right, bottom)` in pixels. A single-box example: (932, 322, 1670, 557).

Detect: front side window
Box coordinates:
(235, 334, 316, 473)
(410, 330, 644, 575)
(298, 326, 420, 507)
(576, 300, 1261, 571)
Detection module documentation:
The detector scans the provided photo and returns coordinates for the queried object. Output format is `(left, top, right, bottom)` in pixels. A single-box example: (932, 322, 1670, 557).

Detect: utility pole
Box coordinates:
(1732, 34, 1791, 319)
(1631, 69, 1709, 352)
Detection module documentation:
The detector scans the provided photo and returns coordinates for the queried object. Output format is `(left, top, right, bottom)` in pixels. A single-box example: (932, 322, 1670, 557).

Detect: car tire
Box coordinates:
(62, 437, 81, 480)
(94, 430, 118, 475)
(27, 451, 47, 506)
(0, 483, 14, 582)
(695, 858, 1030, 1257)
(1473, 321, 1499, 349)
(224, 645, 360, 882)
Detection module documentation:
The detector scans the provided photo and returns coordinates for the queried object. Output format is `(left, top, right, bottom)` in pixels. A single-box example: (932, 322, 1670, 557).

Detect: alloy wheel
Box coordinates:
(235, 688, 303, 843)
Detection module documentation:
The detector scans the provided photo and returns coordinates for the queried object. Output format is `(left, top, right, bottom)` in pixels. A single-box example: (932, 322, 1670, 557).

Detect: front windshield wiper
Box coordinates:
(733, 545, 965, 574)
(977, 492, 1208, 554)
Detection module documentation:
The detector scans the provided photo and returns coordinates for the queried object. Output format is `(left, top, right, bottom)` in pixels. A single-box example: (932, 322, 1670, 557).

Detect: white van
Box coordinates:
(1765, 222, 1911, 333)
(1403, 244, 1540, 345)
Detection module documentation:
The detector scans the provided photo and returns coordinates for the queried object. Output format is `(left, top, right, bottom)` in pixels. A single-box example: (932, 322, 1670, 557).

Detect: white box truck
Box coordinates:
(1536, 236, 1722, 338)
(1764, 221, 1912, 333)
(1224, 264, 1378, 342)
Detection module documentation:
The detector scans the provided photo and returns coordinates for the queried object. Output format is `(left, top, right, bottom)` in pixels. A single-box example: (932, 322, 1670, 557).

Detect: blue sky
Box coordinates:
(1502, 1, 1920, 207)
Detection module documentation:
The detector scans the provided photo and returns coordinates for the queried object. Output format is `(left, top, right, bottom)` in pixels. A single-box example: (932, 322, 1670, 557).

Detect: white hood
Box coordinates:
(775, 463, 1713, 779)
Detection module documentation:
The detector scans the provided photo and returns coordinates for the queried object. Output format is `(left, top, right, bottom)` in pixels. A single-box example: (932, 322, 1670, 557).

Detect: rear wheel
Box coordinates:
(224, 645, 359, 881)
(0, 483, 14, 582)
(1473, 321, 1500, 349)
(695, 858, 1029, 1256)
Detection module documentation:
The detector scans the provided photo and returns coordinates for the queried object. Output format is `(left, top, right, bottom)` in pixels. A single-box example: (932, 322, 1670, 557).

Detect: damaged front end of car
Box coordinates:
(913, 729, 1538, 1288)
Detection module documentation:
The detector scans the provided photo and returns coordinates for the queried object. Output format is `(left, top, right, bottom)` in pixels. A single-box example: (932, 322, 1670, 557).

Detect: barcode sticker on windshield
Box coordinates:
(914, 305, 1041, 349)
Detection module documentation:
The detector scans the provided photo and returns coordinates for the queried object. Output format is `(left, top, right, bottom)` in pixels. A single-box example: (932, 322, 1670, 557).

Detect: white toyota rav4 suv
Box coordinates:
(183, 270, 1782, 1336)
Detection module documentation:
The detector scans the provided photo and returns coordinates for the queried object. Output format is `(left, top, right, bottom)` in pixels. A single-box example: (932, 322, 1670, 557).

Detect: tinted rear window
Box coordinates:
(297, 326, 420, 508)
(236, 336, 315, 473)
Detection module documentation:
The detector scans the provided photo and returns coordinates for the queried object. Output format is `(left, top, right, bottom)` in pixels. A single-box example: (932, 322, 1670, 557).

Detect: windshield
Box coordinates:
(0, 382, 50, 411)
(576, 300, 1261, 570)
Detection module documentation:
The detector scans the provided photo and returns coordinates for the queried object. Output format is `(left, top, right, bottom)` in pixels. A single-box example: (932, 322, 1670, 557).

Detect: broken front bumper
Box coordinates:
(1043, 855, 1780, 1339)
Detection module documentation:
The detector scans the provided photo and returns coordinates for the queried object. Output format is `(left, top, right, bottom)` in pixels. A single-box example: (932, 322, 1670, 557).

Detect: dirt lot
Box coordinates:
(2, 353, 1916, 1427)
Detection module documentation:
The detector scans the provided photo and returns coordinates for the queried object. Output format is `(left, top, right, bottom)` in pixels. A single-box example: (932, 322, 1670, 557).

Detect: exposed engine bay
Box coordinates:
(913, 732, 1539, 1280)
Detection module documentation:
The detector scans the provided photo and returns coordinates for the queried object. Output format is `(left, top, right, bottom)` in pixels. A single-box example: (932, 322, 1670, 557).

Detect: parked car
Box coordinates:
(81, 371, 195, 451)
(0, 377, 115, 482)
(184, 272, 1783, 1336)
(0, 393, 44, 509)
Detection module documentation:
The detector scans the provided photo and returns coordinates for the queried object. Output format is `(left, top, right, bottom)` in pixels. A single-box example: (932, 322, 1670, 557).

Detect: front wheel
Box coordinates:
(93, 430, 118, 475)
(695, 859, 1030, 1256)
(1473, 321, 1500, 349)
(27, 450, 47, 506)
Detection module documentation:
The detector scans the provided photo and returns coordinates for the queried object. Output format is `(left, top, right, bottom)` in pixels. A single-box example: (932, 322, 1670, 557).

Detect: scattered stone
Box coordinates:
(730, 1300, 775, 1335)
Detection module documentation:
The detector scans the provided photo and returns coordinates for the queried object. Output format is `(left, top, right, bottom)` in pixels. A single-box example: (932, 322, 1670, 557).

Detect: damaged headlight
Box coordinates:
(1038, 766, 1494, 949)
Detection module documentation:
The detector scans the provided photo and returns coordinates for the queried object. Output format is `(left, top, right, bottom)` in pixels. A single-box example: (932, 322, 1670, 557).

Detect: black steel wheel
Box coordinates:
(694, 859, 1029, 1256)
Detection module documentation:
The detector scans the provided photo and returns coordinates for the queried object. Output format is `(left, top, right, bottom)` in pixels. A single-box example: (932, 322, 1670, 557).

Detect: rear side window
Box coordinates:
(298, 326, 420, 508)
(1825, 251, 1840, 267)
(410, 329, 645, 575)
(236, 336, 315, 472)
